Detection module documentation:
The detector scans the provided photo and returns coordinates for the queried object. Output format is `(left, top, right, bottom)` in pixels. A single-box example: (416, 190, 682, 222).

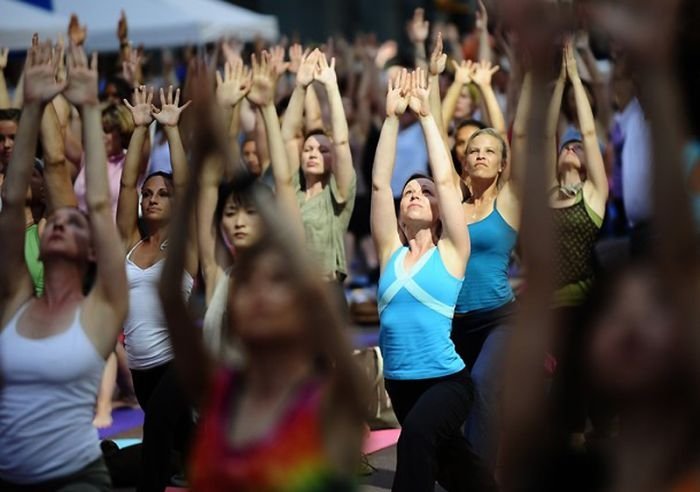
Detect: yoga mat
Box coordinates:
(98, 407, 144, 440)
(363, 428, 401, 455)
(113, 438, 142, 449)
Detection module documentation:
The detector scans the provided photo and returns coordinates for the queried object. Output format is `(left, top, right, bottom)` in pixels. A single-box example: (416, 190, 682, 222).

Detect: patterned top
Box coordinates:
(552, 190, 603, 307)
(189, 368, 355, 492)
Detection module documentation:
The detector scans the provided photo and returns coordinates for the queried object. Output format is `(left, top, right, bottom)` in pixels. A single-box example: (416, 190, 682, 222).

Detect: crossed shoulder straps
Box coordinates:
(378, 247, 456, 319)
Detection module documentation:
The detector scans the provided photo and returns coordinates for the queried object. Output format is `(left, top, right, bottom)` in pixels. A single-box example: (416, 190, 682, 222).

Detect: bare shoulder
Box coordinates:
(81, 292, 125, 359)
(496, 182, 521, 230)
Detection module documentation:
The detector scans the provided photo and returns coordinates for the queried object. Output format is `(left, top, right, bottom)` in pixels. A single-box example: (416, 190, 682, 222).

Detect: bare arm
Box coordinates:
(428, 33, 447, 138)
(40, 102, 77, 212)
(442, 60, 473, 129)
(477, 0, 493, 63)
(305, 85, 325, 133)
(118, 86, 153, 248)
(407, 8, 430, 72)
(510, 72, 533, 191)
(1, 40, 66, 307)
(0, 48, 10, 108)
(471, 61, 506, 136)
(545, 60, 566, 188)
(64, 46, 127, 356)
(564, 43, 608, 206)
(314, 54, 356, 202)
(371, 70, 409, 267)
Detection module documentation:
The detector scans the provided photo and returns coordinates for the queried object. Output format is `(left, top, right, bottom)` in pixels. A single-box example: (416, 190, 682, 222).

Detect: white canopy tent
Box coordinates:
(48, 0, 278, 51)
(1, 0, 278, 52)
(0, 0, 68, 50)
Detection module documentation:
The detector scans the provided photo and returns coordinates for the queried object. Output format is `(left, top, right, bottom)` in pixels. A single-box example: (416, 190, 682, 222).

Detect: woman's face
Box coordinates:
(399, 178, 439, 230)
(141, 175, 173, 223)
(220, 194, 264, 250)
(590, 270, 682, 401)
(40, 207, 93, 262)
(301, 135, 332, 177)
(102, 126, 123, 158)
(465, 133, 504, 181)
(230, 251, 305, 345)
(557, 140, 585, 174)
(454, 87, 474, 120)
(454, 124, 480, 170)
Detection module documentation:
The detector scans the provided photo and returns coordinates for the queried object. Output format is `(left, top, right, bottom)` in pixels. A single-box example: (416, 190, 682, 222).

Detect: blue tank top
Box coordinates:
(456, 205, 517, 314)
(378, 246, 465, 380)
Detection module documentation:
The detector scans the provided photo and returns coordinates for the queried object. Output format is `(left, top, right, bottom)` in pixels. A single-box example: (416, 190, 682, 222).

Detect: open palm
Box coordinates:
(152, 86, 190, 127)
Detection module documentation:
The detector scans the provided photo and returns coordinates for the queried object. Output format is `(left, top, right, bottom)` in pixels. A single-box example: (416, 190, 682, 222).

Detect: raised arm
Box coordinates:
(152, 86, 191, 191)
(371, 69, 409, 267)
(313, 53, 356, 202)
(216, 59, 250, 179)
(564, 42, 608, 206)
(281, 50, 317, 175)
(0, 38, 64, 308)
(476, 0, 493, 63)
(428, 33, 447, 137)
(545, 56, 567, 187)
(0, 48, 10, 108)
(118, 85, 153, 247)
(409, 69, 469, 273)
(510, 71, 533, 191)
(442, 59, 474, 129)
(247, 52, 304, 238)
(407, 8, 430, 72)
(40, 101, 78, 212)
(471, 60, 506, 137)
(63, 44, 127, 354)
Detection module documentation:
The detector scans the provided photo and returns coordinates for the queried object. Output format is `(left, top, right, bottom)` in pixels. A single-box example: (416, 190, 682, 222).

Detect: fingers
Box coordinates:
(123, 99, 134, 110)
(216, 69, 223, 87)
(174, 87, 180, 106)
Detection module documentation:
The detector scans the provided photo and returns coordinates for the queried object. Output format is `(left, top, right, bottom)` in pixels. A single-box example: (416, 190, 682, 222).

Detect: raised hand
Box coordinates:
(63, 43, 98, 106)
(267, 45, 289, 80)
(0, 47, 8, 70)
(296, 48, 318, 88)
(429, 32, 447, 76)
(246, 52, 276, 107)
(68, 14, 87, 46)
(563, 40, 579, 81)
(23, 36, 66, 104)
(313, 52, 337, 87)
(408, 68, 431, 117)
(117, 10, 128, 43)
(452, 59, 474, 85)
(151, 85, 191, 127)
(375, 40, 398, 69)
(123, 85, 154, 127)
(470, 60, 500, 87)
(476, 0, 489, 32)
(216, 58, 252, 108)
(288, 43, 303, 74)
(121, 44, 143, 87)
(407, 8, 430, 44)
(385, 68, 410, 118)
(221, 37, 243, 66)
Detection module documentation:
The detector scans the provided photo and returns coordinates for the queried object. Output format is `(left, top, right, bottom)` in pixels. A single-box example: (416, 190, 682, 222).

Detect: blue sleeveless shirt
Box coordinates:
(378, 246, 465, 380)
(456, 205, 517, 314)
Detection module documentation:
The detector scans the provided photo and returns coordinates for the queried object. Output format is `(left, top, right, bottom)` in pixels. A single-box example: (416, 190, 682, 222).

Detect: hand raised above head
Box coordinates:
(470, 60, 500, 87)
(246, 51, 276, 107)
(385, 68, 410, 118)
(62, 42, 99, 106)
(452, 59, 474, 85)
(408, 68, 431, 117)
(407, 8, 430, 44)
(313, 52, 337, 87)
(563, 40, 579, 82)
(23, 35, 66, 105)
(117, 10, 128, 43)
(216, 58, 252, 108)
(123, 85, 154, 127)
(295, 48, 318, 88)
(429, 32, 447, 76)
(288, 43, 303, 74)
(68, 14, 87, 47)
(151, 85, 191, 127)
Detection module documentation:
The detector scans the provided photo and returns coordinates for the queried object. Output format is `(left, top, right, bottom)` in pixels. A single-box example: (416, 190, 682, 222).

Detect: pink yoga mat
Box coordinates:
(363, 428, 401, 454)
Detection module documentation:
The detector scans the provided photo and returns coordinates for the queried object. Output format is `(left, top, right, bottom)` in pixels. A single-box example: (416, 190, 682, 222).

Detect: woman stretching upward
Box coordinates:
(158, 60, 366, 491)
(371, 67, 496, 491)
(118, 83, 195, 491)
(0, 40, 127, 490)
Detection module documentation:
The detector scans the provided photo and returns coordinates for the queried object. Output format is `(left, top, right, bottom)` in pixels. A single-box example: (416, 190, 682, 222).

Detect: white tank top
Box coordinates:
(123, 240, 194, 370)
(0, 301, 105, 484)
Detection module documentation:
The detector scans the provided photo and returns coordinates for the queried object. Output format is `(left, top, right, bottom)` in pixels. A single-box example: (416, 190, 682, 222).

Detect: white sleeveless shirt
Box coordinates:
(0, 302, 105, 484)
(123, 240, 194, 370)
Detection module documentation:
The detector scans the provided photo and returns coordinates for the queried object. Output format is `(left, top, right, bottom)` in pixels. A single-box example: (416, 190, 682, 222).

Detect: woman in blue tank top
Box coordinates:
(450, 64, 523, 469)
(372, 68, 496, 492)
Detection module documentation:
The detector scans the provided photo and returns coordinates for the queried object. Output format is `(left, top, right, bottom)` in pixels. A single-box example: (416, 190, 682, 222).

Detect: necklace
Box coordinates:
(558, 182, 583, 199)
(159, 239, 169, 251)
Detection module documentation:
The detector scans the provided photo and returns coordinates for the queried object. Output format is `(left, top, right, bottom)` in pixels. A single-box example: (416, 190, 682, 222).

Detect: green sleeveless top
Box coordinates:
(25, 223, 44, 296)
(552, 191, 603, 307)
